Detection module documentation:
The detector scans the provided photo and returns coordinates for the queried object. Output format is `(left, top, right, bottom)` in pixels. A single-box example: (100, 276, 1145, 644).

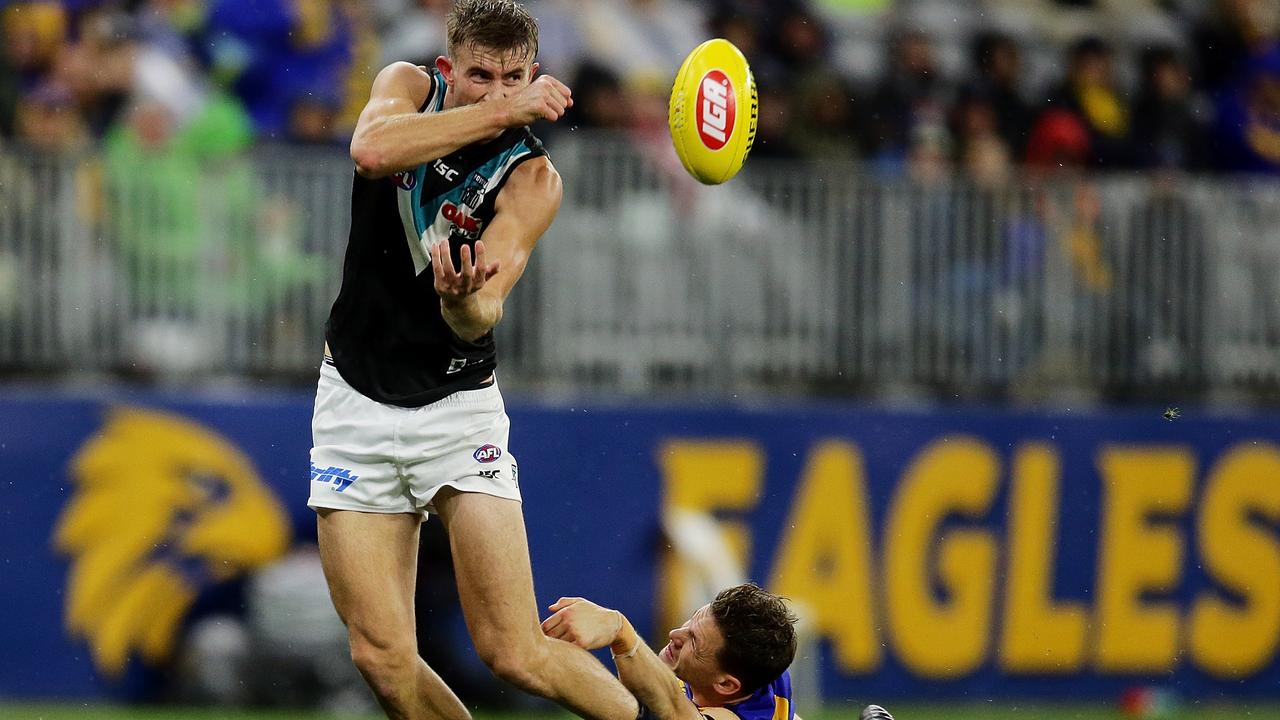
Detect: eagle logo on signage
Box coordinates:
(53, 407, 292, 678)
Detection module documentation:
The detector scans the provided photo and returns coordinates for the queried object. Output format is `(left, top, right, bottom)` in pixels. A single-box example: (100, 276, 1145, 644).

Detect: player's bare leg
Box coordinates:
(318, 509, 472, 720)
(434, 488, 640, 720)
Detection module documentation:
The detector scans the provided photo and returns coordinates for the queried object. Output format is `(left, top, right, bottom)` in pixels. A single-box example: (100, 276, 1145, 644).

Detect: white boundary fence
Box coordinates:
(2, 135, 1277, 403)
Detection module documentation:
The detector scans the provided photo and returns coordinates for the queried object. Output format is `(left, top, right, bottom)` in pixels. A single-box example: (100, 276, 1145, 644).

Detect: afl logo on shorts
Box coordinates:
(696, 70, 735, 151)
(391, 170, 417, 191)
(474, 444, 503, 463)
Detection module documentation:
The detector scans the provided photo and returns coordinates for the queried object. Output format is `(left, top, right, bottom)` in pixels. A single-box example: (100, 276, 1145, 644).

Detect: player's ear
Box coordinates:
(712, 673, 742, 699)
(436, 55, 454, 86)
(530, 61, 540, 79)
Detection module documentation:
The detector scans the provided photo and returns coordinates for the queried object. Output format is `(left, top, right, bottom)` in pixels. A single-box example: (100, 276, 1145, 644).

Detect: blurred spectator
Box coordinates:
(907, 122, 951, 185)
(1025, 108, 1091, 172)
(907, 123, 958, 383)
(2, 2, 67, 92)
(14, 81, 89, 152)
(1116, 175, 1207, 397)
(709, 6, 760, 59)
(102, 89, 256, 374)
(866, 29, 953, 167)
(1213, 46, 1280, 174)
(995, 186, 1051, 381)
(52, 9, 205, 137)
(709, 4, 787, 105)
(3, 76, 103, 369)
(952, 89, 1002, 165)
(284, 82, 345, 145)
(334, 0, 380, 138)
(1041, 37, 1130, 168)
(1062, 179, 1113, 294)
(134, 0, 209, 69)
(771, 5, 827, 73)
(752, 79, 802, 160)
(563, 61, 629, 130)
(523, 0, 589, 76)
(2, 2, 67, 137)
(622, 72, 673, 149)
(964, 132, 1014, 189)
(202, 0, 356, 138)
(1130, 46, 1210, 171)
(964, 31, 1032, 155)
(1, 0, 1267, 182)
(766, 7, 861, 162)
(1192, 0, 1278, 92)
(954, 133, 1019, 390)
(787, 67, 862, 161)
(378, 0, 448, 67)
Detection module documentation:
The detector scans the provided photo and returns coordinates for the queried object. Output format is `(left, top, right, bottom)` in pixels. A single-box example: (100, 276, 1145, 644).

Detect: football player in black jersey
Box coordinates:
(310, 3, 641, 720)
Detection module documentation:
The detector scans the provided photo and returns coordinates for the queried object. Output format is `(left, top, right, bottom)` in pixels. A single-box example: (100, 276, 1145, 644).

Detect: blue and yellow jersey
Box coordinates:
(685, 670, 794, 720)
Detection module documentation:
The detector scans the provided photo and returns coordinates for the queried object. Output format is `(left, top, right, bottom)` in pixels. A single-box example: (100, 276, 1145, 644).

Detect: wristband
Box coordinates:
(610, 615, 641, 659)
(611, 640, 641, 660)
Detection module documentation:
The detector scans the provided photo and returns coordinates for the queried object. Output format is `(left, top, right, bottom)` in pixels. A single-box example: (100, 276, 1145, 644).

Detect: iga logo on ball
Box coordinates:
(696, 70, 735, 150)
(669, 39, 757, 185)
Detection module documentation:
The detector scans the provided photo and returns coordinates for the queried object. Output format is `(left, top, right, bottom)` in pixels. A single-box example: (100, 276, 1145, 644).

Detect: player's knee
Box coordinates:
(486, 653, 542, 693)
(480, 641, 549, 693)
(349, 635, 417, 696)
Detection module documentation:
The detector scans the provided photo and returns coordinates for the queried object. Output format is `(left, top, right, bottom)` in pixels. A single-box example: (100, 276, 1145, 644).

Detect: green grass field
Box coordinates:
(4, 705, 1280, 720)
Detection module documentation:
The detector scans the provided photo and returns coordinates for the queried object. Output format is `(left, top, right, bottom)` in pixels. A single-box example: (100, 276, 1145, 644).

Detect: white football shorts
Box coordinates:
(308, 359, 521, 518)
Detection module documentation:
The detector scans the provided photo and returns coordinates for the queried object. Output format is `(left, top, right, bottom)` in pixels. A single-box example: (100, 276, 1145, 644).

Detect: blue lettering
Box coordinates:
(310, 463, 359, 493)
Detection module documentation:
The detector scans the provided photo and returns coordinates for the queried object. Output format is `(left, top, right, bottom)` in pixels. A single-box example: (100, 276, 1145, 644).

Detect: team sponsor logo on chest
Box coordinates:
(431, 169, 492, 240)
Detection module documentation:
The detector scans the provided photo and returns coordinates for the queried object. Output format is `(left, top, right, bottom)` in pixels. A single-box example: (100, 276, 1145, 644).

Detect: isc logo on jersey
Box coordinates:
(668, 38, 758, 185)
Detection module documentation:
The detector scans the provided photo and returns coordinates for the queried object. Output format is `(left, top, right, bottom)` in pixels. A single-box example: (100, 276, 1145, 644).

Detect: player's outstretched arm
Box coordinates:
(543, 597, 717, 720)
(433, 157, 562, 342)
(350, 62, 572, 178)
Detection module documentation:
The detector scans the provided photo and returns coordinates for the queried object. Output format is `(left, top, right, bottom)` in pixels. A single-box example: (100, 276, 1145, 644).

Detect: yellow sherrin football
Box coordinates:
(668, 38, 758, 185)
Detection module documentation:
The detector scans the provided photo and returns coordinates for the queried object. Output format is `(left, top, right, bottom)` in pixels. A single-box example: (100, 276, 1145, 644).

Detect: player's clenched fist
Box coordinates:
(501, 75, 573, 125)
(432, 239, 500, 300)
(541, 597, 623, 651)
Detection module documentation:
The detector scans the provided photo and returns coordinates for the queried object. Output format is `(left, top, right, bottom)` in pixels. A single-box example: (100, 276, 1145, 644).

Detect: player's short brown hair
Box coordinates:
(446, 0, 539, 62)
(710, 583, 798, 696)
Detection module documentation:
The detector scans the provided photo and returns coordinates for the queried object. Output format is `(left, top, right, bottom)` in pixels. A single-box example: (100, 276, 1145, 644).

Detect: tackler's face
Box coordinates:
(660, 604, 727, 689)
(438, 43, 537, 111)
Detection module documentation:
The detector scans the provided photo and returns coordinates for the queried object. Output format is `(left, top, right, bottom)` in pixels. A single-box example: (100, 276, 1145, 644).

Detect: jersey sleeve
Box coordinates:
(418, 70, 442, 114)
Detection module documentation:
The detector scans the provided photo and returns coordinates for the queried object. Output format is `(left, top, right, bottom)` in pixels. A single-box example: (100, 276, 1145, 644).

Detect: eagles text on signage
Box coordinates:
(659, 437, 1280, 681)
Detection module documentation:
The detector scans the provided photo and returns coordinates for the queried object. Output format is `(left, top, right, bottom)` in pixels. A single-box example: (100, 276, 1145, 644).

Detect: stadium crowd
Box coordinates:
(2, 0, 1279, 405)
(2, 0, 1280, 177)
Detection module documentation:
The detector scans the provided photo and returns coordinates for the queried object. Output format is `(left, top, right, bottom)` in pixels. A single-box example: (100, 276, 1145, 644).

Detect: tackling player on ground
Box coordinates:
(309, 1, 642, 719)
(542, 583, 895, 720)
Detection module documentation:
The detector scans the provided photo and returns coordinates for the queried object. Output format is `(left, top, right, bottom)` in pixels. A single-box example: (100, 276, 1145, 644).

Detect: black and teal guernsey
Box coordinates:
(325, 68, 548, 408)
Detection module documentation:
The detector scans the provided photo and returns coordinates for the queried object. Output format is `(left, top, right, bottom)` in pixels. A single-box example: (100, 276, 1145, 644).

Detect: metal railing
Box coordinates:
(2, 134, 1278, 404)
